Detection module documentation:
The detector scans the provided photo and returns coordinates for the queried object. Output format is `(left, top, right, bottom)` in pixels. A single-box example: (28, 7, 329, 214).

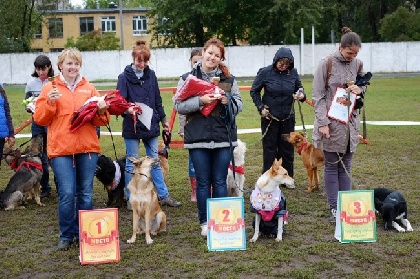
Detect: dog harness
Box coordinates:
(250, 187, 286, 221)
(112, 161, 121, 190)
(297, 141, 308, 155)
(229, 164, 245, 174)
(16, 161, 43, 172)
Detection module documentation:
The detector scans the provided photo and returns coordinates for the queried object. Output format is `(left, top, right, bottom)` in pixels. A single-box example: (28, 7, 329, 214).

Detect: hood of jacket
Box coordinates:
(124, 64, 151, 84)
(272, 47, 295, 70)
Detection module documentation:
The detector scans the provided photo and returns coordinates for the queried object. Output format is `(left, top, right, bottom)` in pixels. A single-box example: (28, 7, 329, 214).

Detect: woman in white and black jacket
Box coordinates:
(175, 38, 243, 237)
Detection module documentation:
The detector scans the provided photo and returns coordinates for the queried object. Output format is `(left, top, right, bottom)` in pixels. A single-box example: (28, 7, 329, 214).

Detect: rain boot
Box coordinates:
(190, 177, 197, 202)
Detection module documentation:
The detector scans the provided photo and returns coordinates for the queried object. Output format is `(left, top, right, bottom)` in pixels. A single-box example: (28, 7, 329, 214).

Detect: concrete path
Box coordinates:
(15, 121, 420, 138)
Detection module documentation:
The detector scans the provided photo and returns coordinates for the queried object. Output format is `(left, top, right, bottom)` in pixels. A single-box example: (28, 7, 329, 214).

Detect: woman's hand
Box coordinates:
(219, 94, 228, 105)
(162, 121, 170, 133)
(6, 136, 15, 147)
(48, 88, 61, 104)
(97, 99, 109, 115)
(347, 85, 362, 95)
(260, 108, 270, 120)
(319, 125, 330, 138)
(199, 94, 219, 105)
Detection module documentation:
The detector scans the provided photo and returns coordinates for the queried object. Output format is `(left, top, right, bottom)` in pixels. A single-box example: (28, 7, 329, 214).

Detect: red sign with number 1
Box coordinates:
(79, 208, 120, 264)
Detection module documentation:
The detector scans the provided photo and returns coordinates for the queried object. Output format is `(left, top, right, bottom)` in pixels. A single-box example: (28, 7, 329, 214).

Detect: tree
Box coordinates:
(65, 30, 120, 50)
(379, 7, 420, 41)
(0, 0, 59, 53)
(84, 0, 153, 9)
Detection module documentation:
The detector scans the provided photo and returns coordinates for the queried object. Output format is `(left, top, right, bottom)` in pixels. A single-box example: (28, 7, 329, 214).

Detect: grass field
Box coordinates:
(0, 76, 419, 278)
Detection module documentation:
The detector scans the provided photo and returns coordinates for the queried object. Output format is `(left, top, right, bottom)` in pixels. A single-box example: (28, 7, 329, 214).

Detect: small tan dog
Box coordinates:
(250, 158, 294, 243)
(126, 156, 167, 245)
(227, 139, 247, 197)
(284, 132, 324, 192)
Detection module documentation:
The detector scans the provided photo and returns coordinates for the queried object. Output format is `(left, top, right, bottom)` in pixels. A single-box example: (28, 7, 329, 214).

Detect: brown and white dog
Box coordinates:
(227, 139, 246, 197)
(126, 156, 167, 245)
(250, 158, 294, 242)
(284, 132, 324, 192)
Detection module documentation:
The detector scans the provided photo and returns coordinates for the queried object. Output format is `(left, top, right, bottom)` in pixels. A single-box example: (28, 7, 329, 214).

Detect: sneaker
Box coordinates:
(329, 208, 337, 223)
(159, 195, 181, 207)
(40, 191, 51, 199)
(201, 223, 208, 237)
(57, 240, 72, 251)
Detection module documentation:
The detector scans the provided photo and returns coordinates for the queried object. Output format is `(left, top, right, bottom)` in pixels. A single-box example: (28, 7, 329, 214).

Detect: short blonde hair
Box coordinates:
(57, 48, 83, 69)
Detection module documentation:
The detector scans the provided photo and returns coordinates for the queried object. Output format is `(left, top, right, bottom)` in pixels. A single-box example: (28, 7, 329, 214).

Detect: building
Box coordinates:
(31, 6, 153, 52)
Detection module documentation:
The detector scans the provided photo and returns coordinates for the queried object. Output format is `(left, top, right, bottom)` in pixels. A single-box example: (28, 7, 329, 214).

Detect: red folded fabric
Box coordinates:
(175, 75, 224, 116)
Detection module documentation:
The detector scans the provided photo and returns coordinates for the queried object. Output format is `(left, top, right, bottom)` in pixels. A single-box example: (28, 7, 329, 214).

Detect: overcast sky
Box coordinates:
(70, 0, 84, 7)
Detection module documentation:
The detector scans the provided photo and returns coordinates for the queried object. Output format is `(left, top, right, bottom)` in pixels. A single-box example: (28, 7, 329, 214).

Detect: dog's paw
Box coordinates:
(146, 237, 153, 245)
(249, 237, 258, 243)
(406, 226, 414, 232)
(275, 237, 283, 242)
(127, 237, 136, 244)
(396, 227, 406, 233)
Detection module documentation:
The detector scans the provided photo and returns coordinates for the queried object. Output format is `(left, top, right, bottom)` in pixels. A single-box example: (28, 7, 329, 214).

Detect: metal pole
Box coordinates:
(301, 28, 304, 75)
(119, 0, 124, 49)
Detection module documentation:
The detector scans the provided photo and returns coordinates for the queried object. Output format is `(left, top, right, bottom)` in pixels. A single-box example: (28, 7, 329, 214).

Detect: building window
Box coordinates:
(33, 22, 42, 39)
(101, 16, 116, 33)
(132, 15, 147, 36)
(48, 18, 63, 38)
(80, 17, 94, 35)
(50, 48, 64, 52)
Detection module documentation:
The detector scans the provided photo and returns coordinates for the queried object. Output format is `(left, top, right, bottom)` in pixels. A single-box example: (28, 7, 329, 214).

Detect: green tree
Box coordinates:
(84, 0, 153, 9)
(247, 0, 324, 45)
(379, 6, 420, 41)
(65, 30, 120, 50)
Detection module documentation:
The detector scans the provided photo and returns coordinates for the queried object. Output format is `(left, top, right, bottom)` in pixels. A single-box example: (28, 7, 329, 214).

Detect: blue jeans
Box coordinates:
(124, 137, 169, 200)
(189, 147, 231, 225)
(188, 156, 195, 177)
(51, 153, 98, 242)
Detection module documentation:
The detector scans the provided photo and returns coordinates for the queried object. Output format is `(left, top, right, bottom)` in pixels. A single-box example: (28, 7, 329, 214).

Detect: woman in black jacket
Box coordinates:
(250, 47, 306, 184)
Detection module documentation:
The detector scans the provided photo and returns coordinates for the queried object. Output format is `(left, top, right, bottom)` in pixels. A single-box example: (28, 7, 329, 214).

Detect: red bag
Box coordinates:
(174, 75, 224, 116)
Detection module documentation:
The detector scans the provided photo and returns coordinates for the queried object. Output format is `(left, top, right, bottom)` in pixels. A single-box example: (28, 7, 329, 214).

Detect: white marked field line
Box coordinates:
(14, 121, 420, 138)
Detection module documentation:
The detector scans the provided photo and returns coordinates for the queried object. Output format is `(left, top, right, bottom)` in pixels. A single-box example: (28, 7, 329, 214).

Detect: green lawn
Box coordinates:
(0, 76, 419, 278)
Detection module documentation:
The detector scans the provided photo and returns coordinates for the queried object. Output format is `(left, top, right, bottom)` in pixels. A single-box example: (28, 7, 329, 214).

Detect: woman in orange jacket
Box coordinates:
(34, 48, 110, 251)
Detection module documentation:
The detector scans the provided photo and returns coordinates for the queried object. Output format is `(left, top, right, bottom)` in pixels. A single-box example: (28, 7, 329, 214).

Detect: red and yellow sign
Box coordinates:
(79, 208, 120, 264)
(207, 197, 246, 251)
(336, 190, 377, 243)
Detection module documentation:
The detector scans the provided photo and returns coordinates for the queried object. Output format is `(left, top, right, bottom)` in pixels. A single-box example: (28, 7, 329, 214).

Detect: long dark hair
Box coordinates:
(31, 55, 54, 77)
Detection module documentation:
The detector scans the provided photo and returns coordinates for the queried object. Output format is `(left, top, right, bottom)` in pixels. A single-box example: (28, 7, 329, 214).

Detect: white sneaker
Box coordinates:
(201, 223, 208, 237)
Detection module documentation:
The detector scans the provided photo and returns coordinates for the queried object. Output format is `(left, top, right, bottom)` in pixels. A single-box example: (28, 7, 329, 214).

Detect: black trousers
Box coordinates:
(261, 117, 295, 177)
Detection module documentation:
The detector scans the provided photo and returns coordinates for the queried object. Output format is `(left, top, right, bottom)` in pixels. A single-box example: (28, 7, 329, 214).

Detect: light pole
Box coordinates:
(119, 0, 124, 49)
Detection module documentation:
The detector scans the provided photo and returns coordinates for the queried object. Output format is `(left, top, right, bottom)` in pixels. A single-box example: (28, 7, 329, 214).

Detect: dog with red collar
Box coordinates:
(0, 135, 45, 210)
(284, 131, 324, 193)
(250, 158, 294, 242)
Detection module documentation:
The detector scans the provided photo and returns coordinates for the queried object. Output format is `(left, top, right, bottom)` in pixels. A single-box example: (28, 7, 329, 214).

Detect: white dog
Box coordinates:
(227, 139, 246, 197)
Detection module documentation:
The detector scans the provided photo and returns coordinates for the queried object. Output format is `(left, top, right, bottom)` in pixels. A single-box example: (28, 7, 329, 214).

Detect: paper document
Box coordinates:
(135, 102, 153, 130)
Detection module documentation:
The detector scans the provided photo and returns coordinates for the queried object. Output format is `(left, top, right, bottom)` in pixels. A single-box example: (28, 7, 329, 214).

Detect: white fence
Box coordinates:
(1, 42, 420, 84)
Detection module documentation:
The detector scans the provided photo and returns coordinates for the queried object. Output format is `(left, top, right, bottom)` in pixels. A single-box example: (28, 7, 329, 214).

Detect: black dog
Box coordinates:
(374, 188, 413, 233)
(95, 155, 126, 208)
